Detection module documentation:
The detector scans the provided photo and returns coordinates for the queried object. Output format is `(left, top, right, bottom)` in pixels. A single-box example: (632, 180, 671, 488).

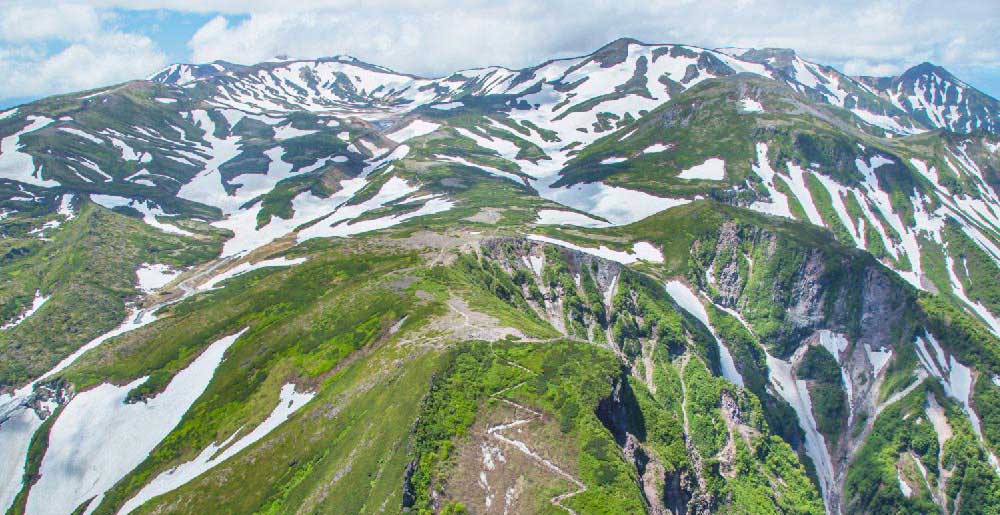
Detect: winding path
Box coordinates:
(486, 343, 587, 514)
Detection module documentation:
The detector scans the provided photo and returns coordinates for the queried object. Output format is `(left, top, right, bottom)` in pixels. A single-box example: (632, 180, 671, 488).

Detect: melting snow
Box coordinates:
(1, 290, 49, 330)
(784, 164, 824, 226)
(855, 156, 925, 289)
(527, 235, 663, 265)
(431, 101, 463, 110)
(748, 143, 793, 218)
(817, 330, 854, 423)
(0, 399, 46, 512)
(119, 383, 314, 514)
(385, 120, 440, 142)
(664, 281, 744, 387)
(435, 154, 523, 184)
(642, 143, 670, 154)
(534, 209, 611, 228)
(913, 331, 994, 469)
(25, 329, 247, 515)
(600, 157, 627, 165)
(59, 127, 104, 145)
(677, 158, 726, 180)
(91, 195, 193, 237)
(740, 98, 764, 113)
(864, 344, 893, 376)
(897, 469, 912, 497)
(199, 257, 307, 291)
(135, 264, 181, 293)
(272, 125, 317, 140)
(945, 253, 1000, 337)
(175, 110, 244, 212)
(57, 194, 75, 220)
(0, 116, 56, 187)
(295, 176, 452, 242)
(765, 346, 835, 506)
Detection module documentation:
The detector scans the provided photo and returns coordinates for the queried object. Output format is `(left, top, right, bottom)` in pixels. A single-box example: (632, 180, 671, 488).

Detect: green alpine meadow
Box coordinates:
(2, 37, 1000, 515)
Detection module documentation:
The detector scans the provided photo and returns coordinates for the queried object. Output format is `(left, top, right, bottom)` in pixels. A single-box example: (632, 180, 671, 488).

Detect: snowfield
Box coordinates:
(120, 383, 315, 514)
(135, 263, 181, 293)
(534, 209, 612, 228)
(527, 235, 664, 264)
(0, 116, 56, 187)
(677, 158, 726, 180)
(26, 329, 247, 515)
(664, 281, 744, 387)
(385, 120, 441, 142)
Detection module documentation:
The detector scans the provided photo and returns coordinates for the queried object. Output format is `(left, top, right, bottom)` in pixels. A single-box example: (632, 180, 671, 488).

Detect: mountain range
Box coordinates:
(1, 38, 1000, 515)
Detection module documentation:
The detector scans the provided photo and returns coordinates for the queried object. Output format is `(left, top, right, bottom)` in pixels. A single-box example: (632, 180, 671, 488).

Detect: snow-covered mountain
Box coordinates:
(1, 38, 1000, 515)
(859, 62, 1000, 134)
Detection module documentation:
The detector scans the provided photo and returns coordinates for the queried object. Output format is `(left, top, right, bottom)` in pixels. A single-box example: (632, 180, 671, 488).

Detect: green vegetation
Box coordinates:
(798, 346, 848, 440)
(0, 202, 221, 388)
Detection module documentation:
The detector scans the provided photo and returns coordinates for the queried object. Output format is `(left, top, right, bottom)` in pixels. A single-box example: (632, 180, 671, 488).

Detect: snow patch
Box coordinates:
(864, 344, 893, 376)
(0, 290, 48, 330)
(135, 263, 181, 293)
(199, 256, 307, 291)
(765, 346, 835, 506)
(385, 120, 440, 142)
(527, 235, 663, 265)
(677, 158, 726, 180)
(534, 209, 611, 228)
(25, 329, 247, 515)
(431, 101, 463, 110)
(748, 143, 793, 219)
(0, 116, 56, 187)
(664, 281, 744, 388)
(59, 127, 103, 145)
(642, 143, 670, 154)
(740, 98, 764, 113)
(119, 383, 314, 514)
(91, 195, 193, 237)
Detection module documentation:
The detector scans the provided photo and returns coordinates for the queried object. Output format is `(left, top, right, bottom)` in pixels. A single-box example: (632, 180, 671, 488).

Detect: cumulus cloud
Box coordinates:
(1, 0, 998, 103)
(0, 3, 167, 100)
(0, 4, 103, 42)
(172, 0, 1000, 81)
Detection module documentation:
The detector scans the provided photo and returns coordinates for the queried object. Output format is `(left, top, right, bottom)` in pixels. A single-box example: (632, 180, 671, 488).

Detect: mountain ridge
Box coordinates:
(1, 37, 1000, 515)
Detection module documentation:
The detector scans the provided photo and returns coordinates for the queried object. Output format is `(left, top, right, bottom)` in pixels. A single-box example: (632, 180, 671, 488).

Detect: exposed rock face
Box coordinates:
(596, 374, 700, 515)
(694, 221, 928, 513)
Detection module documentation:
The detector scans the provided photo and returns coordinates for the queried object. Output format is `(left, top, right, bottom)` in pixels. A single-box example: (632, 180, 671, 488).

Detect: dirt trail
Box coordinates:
(486, 343, 587, 514)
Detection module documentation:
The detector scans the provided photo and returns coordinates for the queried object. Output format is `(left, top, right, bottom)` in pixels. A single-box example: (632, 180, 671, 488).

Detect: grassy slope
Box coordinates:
(0, 201, 220, 388)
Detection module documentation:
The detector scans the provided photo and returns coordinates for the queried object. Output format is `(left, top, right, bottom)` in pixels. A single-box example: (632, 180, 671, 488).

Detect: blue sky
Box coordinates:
(1, 1, 998, 108)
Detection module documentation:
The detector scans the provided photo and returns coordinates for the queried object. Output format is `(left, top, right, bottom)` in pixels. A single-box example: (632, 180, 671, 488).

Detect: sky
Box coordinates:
(1, 0, 998, 108)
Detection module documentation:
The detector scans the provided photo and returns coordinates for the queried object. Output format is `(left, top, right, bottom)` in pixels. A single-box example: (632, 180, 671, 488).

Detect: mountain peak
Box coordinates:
(732, 47, 798, 68)
(901, 61, 952, 80)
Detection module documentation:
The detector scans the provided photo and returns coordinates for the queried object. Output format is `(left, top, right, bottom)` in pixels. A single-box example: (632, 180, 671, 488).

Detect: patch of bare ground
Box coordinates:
(370, 229, 478, 266)
(464, 207, 505, 225)
(443, 399, 579, 514)
(397, 296, 524, 350)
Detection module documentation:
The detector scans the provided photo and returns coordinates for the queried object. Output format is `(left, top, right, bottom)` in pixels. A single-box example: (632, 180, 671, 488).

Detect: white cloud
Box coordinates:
(842, 60, 904, 77)
(0, 4, 167, 101)
(0, 0, 998, 103)
(0, 4, 103, 42)
(176, 0, 1000, 81)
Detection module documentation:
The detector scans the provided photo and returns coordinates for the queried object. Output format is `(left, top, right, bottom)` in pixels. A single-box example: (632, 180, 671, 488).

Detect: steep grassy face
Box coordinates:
(0, 201, 221, 389)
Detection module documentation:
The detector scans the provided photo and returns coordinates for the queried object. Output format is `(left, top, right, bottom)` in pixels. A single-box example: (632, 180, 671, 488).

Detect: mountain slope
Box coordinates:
(859, 62, 1000, 134)
(1, 38, 1000, 515)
